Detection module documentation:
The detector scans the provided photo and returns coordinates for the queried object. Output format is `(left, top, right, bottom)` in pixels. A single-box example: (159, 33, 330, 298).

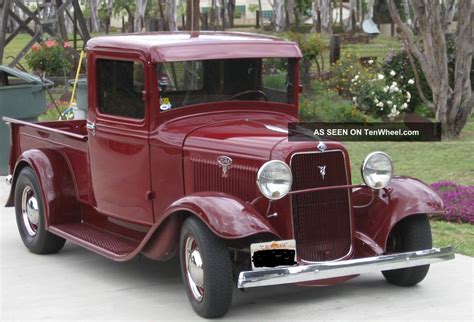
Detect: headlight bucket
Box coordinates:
(361, 152, 393, 189)
(256, 160, 293, 200)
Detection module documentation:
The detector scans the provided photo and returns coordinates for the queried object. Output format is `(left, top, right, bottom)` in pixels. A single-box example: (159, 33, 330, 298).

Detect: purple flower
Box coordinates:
(430, 181, 474, 224)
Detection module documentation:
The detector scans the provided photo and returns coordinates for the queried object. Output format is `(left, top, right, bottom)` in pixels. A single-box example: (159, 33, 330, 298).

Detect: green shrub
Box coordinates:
(382, 34, 473, 115)
(299, 88, 376, 122)
(25, 40, 72, 76)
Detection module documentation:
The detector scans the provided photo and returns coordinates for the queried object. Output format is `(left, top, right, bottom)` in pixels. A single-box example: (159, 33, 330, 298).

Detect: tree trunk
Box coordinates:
(186, 0, 199, 31)
(300, 58, 312, 93)
(89, 0, 100, 32)
(347, 0, 356, 31)
(210, 0, 218, 29)
(227, 0, 235, 28)
(366, 0, 374, 19)
(311, 0, 319, 32)
(0, 0, 11, 65)
(402, 0, 412, 27)
(220, 0, 229, 29)
(165, 0, 177, 31)
(320, 0, 332, 34)
(388, 0, 473, 139)
(273, 0, 286, 32)
(134, 0, 148, 32)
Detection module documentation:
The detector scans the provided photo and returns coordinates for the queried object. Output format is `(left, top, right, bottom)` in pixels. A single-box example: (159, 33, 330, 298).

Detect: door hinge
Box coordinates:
(145, 191, 156, 200)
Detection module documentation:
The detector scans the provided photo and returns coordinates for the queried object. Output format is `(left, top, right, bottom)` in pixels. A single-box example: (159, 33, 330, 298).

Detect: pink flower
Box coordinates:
(46, 40, 56, 48)
(63, 41, 71, 48)
(32, 43, 40, 51)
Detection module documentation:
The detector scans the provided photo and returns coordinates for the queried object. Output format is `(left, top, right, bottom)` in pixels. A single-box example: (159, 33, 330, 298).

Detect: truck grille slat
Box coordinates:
(291, 151, 352, 262)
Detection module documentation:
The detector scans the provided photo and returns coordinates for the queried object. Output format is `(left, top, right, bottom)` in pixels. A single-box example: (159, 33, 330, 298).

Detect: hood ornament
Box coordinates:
(317, 141, 327, 152)
(217, 156, 233, 178)
(318, 165, 327, 180)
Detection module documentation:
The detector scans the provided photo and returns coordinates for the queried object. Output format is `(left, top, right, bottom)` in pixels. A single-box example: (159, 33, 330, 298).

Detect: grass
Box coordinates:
(431, 221, 474, 257)
(344, 119, 474, 186)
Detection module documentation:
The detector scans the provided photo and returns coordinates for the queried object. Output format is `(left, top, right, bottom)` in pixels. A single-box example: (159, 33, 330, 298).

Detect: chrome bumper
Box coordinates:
(238, 246, 454, 288)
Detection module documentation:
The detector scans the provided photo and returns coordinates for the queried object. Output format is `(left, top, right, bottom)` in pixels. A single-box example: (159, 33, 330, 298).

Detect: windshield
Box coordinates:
(157, 58, 295, 111)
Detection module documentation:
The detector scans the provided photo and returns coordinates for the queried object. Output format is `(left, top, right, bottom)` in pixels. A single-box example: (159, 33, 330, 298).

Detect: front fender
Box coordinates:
(163, 192, 279, 240)
(5, 149, 79, 226)
(353, 176, 444, 254)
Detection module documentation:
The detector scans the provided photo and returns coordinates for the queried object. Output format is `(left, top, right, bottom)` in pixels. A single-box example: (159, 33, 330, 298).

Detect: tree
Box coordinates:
(185, 0, 199, 30)
(113, 0, 135, 32)
(134, 0, 148, 31)
(388, 0, 473, 138)
(89, 0, 100, 32)
(273, 0, 286, 32)
(165, 0, 177, 31)
(312, 0, 332, 34)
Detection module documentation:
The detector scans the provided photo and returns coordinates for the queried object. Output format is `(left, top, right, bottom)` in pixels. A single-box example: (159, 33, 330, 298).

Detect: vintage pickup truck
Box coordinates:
(4, 32, 454, 318)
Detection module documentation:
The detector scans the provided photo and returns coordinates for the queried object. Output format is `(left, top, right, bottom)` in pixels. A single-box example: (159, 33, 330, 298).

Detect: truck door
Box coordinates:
(87, 54, 154, 225)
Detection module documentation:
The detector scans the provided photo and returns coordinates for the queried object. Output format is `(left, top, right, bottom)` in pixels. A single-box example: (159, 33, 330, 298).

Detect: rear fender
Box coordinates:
(353, 176, 443, 254)
(141, 192, 279, 260)
(5, 149, 80, 226)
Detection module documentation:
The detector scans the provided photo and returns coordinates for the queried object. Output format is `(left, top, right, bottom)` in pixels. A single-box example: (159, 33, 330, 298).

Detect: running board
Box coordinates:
(49, 223, 141, 260)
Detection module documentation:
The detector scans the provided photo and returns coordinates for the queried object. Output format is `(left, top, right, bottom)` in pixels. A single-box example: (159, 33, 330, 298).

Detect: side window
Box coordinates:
(97, 59, 145, 119)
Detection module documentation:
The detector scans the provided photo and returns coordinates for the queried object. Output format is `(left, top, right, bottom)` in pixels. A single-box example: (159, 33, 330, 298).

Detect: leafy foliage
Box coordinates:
(25, 40, 72, 76)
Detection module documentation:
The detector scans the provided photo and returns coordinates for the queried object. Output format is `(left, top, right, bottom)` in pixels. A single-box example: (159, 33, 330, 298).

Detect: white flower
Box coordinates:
(374, 98, 379, 104)
(391, 81, 398, 86)
(371, 91, 375, 95)
(352, 97, 357, 102)
(401, 103, 408, 110)
(377, 102, 384, 107)
(377, 74, 385, 80)
(387, 100, 393, 106)
(368, 59, 374, 65)
(406, 91, 412, 99)
(383, 86, 389, 92)
(390, 70, 396, 76)
(388, 106, 400, 118)
(400, 75, 404, 79)
(408, 79, 415, 84)
(351, 75, 359, 82)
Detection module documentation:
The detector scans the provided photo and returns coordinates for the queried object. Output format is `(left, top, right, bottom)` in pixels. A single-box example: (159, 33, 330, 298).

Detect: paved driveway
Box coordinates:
(0, 177, 472, 320)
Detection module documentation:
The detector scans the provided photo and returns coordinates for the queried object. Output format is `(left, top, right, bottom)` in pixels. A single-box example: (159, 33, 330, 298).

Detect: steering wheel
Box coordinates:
(230, 90, 268, 101)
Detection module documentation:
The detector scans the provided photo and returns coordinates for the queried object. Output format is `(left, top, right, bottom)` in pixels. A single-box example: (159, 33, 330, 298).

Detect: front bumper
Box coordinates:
(238, 246, 454, 288)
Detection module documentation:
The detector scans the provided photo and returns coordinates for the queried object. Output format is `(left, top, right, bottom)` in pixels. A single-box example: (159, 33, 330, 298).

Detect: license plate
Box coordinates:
(250, 239, 297, 270)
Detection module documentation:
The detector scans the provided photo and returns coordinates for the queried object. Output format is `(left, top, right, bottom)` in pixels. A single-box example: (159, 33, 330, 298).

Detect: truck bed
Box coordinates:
(3, 117, 91, 203)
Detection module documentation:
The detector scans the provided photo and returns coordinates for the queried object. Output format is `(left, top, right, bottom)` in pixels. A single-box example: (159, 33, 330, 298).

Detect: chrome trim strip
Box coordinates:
(289, 150, 353, 263)
(5, 175, 13, 185)
(238, 246, 455, 288)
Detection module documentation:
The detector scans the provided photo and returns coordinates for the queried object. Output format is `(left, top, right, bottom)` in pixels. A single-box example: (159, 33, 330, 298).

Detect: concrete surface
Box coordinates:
(0, 176, 472, 321)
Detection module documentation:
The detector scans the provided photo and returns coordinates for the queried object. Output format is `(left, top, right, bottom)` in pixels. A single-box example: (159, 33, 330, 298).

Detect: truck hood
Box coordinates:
(184, 118, 289, 159)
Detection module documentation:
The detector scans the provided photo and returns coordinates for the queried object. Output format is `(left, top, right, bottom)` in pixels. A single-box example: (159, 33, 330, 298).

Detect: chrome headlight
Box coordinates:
(256, 160, 292, 200)
(361, 152, 393, 189)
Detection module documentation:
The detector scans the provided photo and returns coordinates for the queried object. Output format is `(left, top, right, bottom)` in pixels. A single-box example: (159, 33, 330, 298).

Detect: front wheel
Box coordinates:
(179, 217, 233, 318)
(382, 214, 432, 286)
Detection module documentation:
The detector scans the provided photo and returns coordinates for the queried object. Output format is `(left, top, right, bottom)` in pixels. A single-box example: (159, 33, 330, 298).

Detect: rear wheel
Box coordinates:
(14, 167, 65, 254)
(179, 217, 233, 318)
(382, 214, 432, 286)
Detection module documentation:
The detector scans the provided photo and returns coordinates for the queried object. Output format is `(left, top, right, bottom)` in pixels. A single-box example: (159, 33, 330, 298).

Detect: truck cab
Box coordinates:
(3, 32, 453, 319)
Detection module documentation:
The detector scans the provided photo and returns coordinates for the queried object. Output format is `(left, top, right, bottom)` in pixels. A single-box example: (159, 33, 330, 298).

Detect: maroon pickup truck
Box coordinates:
(3, 32, 453, 318)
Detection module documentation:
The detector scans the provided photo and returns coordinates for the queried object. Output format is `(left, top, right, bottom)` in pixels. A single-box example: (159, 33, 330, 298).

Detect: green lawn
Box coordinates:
(344, 119, 474, 186)
(431, 221, 474, 257)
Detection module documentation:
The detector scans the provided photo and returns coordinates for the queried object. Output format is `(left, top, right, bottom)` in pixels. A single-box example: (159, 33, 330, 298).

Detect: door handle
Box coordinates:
(86, 121, 96, 136)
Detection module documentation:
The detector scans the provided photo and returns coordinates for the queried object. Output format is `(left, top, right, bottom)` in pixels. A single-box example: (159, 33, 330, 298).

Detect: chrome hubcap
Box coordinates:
(185, 236, 204, 302)
(21, 186, 39, 237)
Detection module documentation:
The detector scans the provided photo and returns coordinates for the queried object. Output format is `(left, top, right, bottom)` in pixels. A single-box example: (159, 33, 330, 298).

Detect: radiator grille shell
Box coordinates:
(290, 151, 352, 262)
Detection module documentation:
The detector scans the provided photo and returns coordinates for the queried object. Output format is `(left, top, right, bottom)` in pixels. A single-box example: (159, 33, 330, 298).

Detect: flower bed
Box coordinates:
(430, 181, 474, 224)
